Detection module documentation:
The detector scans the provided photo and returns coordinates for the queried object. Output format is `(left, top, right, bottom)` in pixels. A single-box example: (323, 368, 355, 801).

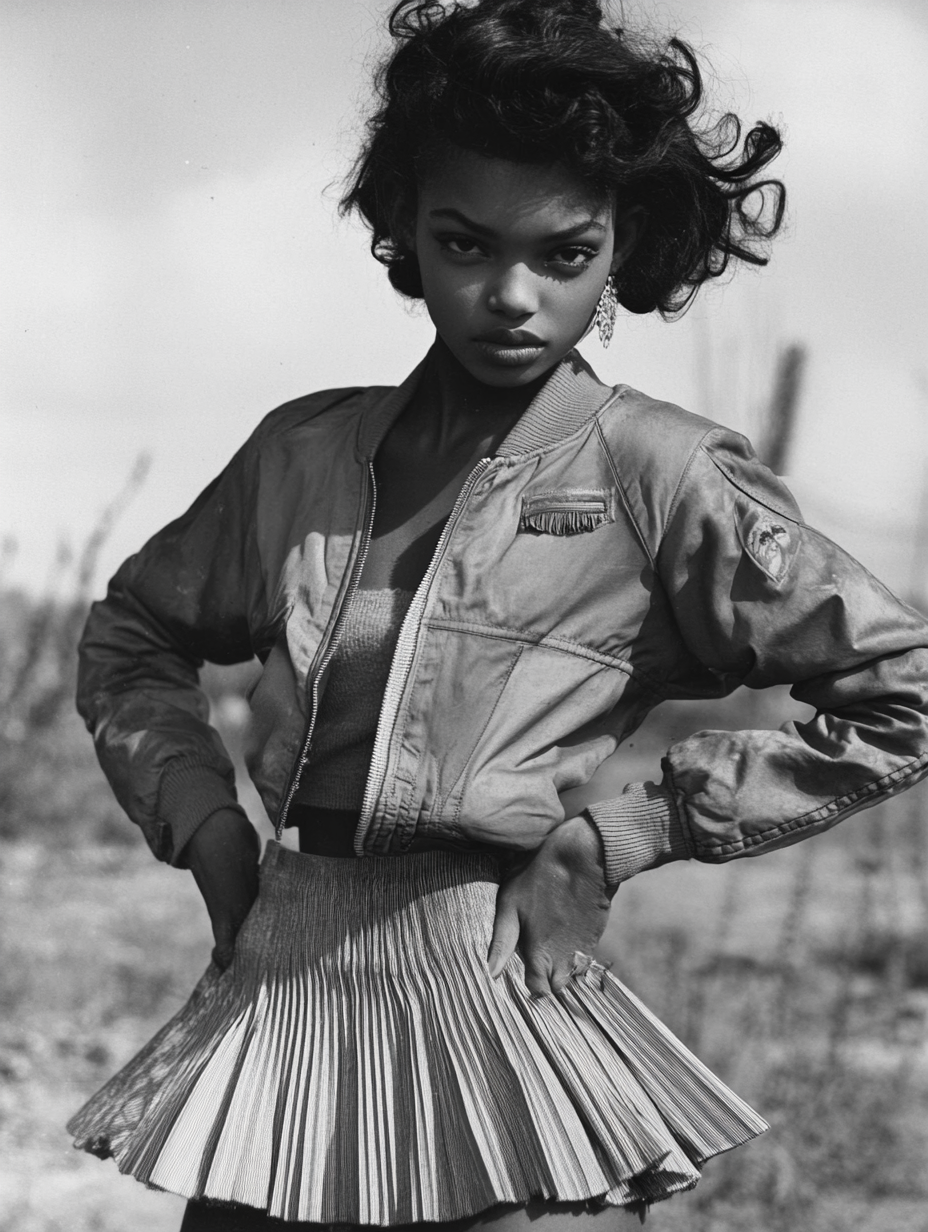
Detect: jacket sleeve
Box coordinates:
(77, 434, 264, 865)
(586, 428, 928, 887)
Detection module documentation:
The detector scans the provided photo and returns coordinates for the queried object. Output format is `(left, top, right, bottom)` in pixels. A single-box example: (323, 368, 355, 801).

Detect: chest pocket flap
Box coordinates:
(519, 488, 616, 536)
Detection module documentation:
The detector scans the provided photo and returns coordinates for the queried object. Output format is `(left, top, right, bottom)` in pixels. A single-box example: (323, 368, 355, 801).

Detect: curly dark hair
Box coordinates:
(340, 0, 785, 317)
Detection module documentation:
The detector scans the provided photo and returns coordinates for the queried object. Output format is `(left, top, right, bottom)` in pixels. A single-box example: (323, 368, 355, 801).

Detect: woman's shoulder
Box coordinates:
(596, 383, 800, 550)
(599, 382, 760, 489)
(252, 383, 393, 442)
(601, 383, 737, 455)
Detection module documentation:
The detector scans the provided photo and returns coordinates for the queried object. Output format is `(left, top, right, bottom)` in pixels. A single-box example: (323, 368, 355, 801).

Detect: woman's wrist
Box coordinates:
(545, 814, 608, 890)
(159, 764, 246, 866)
(584, 782, 686, 888)
(179, 807, 260, 876)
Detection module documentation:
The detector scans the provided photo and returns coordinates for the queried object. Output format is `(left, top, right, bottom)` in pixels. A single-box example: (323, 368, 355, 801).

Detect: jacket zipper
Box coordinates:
(355, 456, 493, 855)
(274, 461, 378, 838)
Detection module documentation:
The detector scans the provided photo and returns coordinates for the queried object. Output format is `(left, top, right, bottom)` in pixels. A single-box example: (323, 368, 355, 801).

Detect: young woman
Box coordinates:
(68, 1, 928, 1228)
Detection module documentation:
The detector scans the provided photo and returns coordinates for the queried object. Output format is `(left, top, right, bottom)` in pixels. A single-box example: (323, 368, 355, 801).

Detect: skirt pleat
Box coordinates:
(68, 842, 766, 1224)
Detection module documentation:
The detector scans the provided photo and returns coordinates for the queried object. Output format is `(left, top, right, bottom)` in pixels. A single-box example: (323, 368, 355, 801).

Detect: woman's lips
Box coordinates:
(473, 331, 546, 367)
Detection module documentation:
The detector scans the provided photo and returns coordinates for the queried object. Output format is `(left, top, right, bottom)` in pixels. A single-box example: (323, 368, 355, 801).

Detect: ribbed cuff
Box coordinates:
(158, 762, 247, 866)
(584, 782, 689, 887)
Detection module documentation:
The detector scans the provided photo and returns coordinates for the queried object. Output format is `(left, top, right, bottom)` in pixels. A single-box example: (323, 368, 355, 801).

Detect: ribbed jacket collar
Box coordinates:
(356, 346, 616, 462)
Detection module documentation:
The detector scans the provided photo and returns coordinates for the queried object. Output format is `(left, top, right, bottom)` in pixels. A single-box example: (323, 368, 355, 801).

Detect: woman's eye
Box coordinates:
(548, 246, 598, 270)
(439, 235, 486, 258)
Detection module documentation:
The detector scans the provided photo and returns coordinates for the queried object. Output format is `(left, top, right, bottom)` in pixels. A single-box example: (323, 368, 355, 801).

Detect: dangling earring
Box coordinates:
(594, 276, 618, 348)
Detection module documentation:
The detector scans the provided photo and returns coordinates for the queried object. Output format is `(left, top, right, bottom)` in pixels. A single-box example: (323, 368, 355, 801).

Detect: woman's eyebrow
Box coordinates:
(428, 207, 607, 241)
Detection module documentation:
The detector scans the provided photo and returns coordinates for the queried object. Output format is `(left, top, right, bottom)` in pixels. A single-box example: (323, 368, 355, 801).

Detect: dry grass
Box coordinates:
(609, 797, 928, 1232)
(1, 588, 927, 1232)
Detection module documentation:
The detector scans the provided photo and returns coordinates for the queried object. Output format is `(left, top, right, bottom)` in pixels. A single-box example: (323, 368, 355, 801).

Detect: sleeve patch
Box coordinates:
(736, 504, 798, 584)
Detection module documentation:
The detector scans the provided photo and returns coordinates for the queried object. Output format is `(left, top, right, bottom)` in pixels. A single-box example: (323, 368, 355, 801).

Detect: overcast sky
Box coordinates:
(2, 0, 927, 598)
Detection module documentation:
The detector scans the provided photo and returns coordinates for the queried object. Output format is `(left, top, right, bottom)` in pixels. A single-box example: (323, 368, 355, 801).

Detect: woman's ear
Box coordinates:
(388, 196, 419, 257)
(610, 206, 646, 275)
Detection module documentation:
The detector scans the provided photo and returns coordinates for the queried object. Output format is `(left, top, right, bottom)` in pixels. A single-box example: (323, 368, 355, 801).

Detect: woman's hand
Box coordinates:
(487, 814, 613, 995)
(181, 809, 260, 971)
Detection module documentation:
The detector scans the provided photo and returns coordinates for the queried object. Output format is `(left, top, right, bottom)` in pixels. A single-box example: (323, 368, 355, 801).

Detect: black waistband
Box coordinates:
(288, 804, 359, 858)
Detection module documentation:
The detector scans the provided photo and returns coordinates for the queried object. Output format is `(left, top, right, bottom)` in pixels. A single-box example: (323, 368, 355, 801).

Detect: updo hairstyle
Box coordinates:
(341, 0, 785, 317)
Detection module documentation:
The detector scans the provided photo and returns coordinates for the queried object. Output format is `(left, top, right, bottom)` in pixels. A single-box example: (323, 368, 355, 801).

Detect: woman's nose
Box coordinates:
(486, 264, 538, 318)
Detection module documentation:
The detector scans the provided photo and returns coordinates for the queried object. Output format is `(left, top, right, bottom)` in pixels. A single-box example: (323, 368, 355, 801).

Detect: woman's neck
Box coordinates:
(407, 337, 553, 454)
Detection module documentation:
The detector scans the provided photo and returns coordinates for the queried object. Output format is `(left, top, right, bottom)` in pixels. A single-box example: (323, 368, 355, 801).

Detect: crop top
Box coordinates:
(295, 588, 415, 812)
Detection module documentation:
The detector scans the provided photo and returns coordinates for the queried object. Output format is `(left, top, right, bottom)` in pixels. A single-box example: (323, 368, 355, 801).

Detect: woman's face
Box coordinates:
(411, 149, 639, 387)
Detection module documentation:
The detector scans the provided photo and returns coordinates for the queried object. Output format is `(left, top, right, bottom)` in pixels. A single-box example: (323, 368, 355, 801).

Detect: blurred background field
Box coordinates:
(2, 563, 928, 1232)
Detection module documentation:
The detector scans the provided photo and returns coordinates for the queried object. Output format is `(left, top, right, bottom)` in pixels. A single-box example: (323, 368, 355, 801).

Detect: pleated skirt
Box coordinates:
(68, 842, 766, 1225)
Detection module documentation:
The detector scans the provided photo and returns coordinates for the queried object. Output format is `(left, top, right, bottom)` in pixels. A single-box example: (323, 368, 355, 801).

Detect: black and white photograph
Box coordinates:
(2, 2, 927, 1230)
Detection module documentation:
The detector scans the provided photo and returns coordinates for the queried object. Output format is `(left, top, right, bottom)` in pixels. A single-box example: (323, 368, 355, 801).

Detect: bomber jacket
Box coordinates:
(77, 350, 928, 885)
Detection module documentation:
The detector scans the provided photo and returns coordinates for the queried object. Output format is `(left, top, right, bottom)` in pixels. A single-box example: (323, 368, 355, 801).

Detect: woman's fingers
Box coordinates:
(211, 934, 236, 972)
(209, 901, 254, 971)
(490, 817, 614, 992)
(487, 890, 520, 978)
(522, 933, 588, 995)
(183, 810, 260, 965)
(547, 960, 574, 995)
(523, 957, 554, 996)
(523, 943, 574, 996)
(490, 899, 583, 995)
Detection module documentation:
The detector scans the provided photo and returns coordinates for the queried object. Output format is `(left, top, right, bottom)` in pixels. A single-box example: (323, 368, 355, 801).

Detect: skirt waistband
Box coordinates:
(262, 837, 502, 887)
(289, 804, 358, 858)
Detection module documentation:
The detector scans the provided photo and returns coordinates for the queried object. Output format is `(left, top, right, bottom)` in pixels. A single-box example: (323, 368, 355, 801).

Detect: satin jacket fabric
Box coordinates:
(77, 350, 928, 883)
